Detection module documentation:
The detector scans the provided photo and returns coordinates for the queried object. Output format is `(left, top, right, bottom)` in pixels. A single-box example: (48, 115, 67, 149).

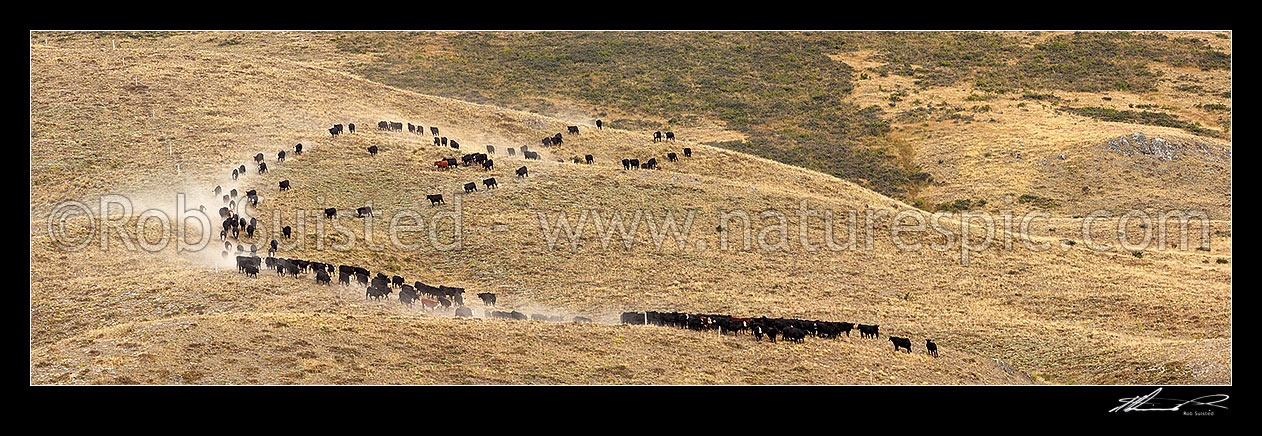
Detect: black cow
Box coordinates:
(926, 339, 938, 357)
(278, 151, 286, 162)
(356, 207, 372, 217)
(667, 152, 677, 162)
(348, 123, 355, 133)
(483, 178, 498, 189)
(334, 124, 343, 134)
(433, 137, 441, 146)
(531, 314, 548, 321)
(839, 322, 855, 337)
(219, 207, 231, 218)
(254, 153, 264, 164)
(427, 194, 445, 206)
(399, 288, 418, 306)
(552, 133, 563, 145)
(367, 145, 378, 156)
(282, 226, 292, 238)
(541, 137, 552, 147)
(279, 180, 290, 191)
(524, 151, 540, 160)
(455, 306, 472, 318)
(516, 166, 528, 178)
(295, 144, 302, 155)
(239, 165, 247, 175)
(214, 185, 222, 196)
(567, 126, 579, 134)
(858, 324, 879, 339)
(338, 272, 351, 286)
(629, 159, 639, 169)
(683, 147, 692, 158)
(407, 123, 415, 133)
(510, 311, 527, 321)
(232, 169, 239, 180)
(584, 154, 593, 164)
(482, 159, 494, 170)
(430, 126, 439, 136)
(653, 131, 662, 142)
(521, 145, 529, 154)
(486, 145, 495, 154)
(622, 159, 630, 170)
(573, 316, 592, 323)
(782, 326, 806, 343)
(324, 208, 336, 219)
(390, 122, 403, 131)
(665, 132, 675, 141)
(441, 137, 448, 146)
(450, 140, 460, 150)
(315, 270, 331, 285)
(245, 224, 255, 238)
(391, 275, 405, 288)
(890, 336, 912, 353)
(329, 126, 339, 136)
(269, 239, 278, 252)
(507, 148, 516, 156)
(595, 119, 603, 129)
(462, 182, 477, 193)
(477, 292, 496, 306)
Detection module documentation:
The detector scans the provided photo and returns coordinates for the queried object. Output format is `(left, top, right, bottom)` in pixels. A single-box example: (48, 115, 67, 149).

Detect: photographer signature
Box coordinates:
(1110, 388, 1229, 413)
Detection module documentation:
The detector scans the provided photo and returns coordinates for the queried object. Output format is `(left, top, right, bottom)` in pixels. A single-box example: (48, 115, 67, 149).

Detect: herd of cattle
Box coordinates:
(620, 311, 938, 356)
(231, 252, 599, 324)
(207, 119, 941, 355)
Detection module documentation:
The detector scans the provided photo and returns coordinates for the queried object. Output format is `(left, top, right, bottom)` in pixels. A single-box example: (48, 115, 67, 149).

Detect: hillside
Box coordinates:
(30, 33, 1231, 385)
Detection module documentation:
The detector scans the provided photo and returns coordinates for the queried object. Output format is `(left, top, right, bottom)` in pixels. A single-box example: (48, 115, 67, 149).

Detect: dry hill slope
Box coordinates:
(30, 40, 1230, 384)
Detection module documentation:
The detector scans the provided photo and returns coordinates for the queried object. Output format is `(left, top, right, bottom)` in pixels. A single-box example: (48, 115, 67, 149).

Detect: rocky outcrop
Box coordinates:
(1101, 132, 1232, 162)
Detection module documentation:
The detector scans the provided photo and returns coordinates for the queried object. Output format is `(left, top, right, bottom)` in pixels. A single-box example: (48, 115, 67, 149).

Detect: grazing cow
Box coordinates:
(279, 180, 290, 191)
(367, 145, 378, 156)
(334, 124, 343, 134)
(585, 154, 593, 164)
(282, 226, 292, 238)
(483, 178, 497, 190)
(653, 131, 662, 142)
(552, 133, 563, 145)
(524, 151, 540, 160)
(573, 316, 593, 323)
(295, 144, 302, 155)
(430, 126, 439, 136)
(482, 159, 494, 170)
(463, 182, 477, 193)
(890, 336, 912, 353)
(510, 311, 528, 321)
(243, 264, 259, 278)
(315, 270, 331, 285)
(278, 151, 286, 162)
(324, 208, 336, 219)
(218, 207, 231, 219)
(595, 119, 603, 129)
(572, 156, 582, 164)
(839, 322, 855, 337)
(329, 126, 339, 136)
(782, 326, 806, 343)
(427, 194, 445, 206)
(567, 126, 579, 134)
(477, 292, 496, 306)
(338, 272, 351, 286)
(348, 123, 355, 133)
(450, 140, 460, 150)
(435, 160, 449, 170)
(441, 137, 448, 146)
(378, 121, 389, 130)
(433, 137, 441, 146)
(683, 147, 692, 158)
(858, 324, 879, 339)
(356, 207, 373, 218)
(521, 145, 529, 154)
(665, 132, 675, 141)
(486, 145, 495, 154)
(445, 158, 459, 167)
(232, 169, 239, 180)
(507, 148, 516, 156)
(926, 339, 938, 357)
(541, 137, 552, 147)
(667, 152, 677, 162)
(516, 166, 528, 178)
(455, 306, 473, 318)
(438, 297, 452, 309)
(254, 153, 265, 164)
(390, 122, 403, 131)
(622, 159, 630, 170)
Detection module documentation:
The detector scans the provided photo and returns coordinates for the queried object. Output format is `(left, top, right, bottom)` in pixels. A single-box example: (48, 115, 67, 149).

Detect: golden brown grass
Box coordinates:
(30, 33, 1230, 385)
